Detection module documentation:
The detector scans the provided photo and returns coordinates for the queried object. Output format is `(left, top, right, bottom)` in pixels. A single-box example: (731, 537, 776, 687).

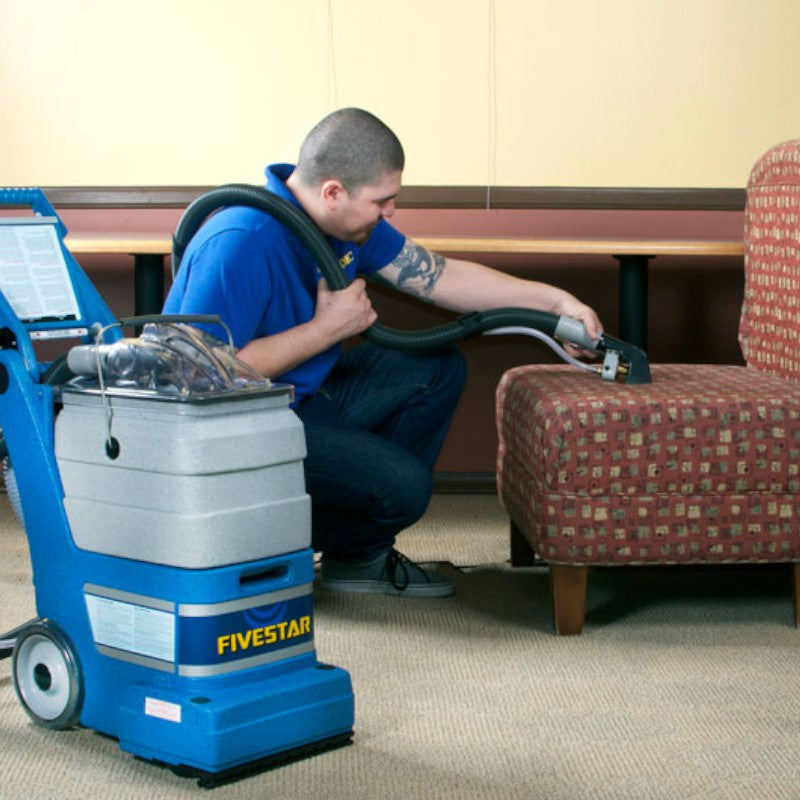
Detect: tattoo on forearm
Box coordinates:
(391, 241, 446, 299)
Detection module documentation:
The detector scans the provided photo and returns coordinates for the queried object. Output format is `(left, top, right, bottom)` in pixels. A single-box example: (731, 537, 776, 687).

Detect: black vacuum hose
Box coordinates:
(0, 354, 75, 463)
(172, 184, 562, 350)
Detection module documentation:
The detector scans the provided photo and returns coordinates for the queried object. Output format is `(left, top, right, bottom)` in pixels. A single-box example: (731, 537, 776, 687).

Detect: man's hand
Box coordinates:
(313, 277, 378, 342)
(235, 277, 377, 379)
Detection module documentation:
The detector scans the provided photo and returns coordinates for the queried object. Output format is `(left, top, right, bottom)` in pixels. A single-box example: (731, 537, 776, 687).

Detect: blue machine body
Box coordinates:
(0, 189, 354, 785)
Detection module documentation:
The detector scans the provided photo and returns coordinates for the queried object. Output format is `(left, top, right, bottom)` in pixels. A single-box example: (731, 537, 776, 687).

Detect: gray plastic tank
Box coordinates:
(55, 383, 311, 569)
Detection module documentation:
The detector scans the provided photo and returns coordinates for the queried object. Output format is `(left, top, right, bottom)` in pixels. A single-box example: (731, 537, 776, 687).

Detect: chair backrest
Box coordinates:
(739, 139, 800, 382)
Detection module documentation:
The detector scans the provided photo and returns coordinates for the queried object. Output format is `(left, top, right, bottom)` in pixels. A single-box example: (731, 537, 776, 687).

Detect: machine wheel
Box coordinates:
(11, 620, 83, 730)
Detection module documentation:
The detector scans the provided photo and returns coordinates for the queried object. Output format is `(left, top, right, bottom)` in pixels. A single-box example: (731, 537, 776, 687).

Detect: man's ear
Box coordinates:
(320, 179, 346, 210)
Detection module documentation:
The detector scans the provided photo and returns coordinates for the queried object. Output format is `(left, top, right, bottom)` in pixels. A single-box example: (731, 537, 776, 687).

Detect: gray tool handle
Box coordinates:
(553, 316, 600, 351)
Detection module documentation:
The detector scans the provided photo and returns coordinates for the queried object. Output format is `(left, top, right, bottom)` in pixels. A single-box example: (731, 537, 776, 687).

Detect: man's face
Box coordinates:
(330, 171, 402, 244)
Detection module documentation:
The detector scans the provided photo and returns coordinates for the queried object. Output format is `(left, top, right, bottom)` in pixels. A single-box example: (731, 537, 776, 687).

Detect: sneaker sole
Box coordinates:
(319, 577, 455, 598)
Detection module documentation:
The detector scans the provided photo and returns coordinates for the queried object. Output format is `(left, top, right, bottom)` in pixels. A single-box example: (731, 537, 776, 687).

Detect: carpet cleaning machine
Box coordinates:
(0, 186, 650, 786)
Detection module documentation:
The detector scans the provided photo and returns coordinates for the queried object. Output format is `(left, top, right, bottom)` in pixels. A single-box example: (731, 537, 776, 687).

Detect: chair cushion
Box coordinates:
(496, 364, 800, 564)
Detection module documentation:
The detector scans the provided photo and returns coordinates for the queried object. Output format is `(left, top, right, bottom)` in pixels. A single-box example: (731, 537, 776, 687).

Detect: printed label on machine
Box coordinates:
(0, 223, 80, 321)
(29, 326, 88, 340)
(178, 592, 313, 673)
(85, 590, 176, 664)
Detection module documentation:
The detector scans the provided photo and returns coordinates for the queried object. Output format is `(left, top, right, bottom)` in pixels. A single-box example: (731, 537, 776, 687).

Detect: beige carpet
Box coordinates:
(2, 492, 800, 800)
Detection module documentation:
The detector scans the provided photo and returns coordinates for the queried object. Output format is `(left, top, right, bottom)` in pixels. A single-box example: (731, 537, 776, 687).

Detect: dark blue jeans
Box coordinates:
(294, 342, 467, 562)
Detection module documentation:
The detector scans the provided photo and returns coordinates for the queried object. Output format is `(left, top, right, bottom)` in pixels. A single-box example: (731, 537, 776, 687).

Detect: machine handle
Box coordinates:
(118, 314, 222, 328)
(0, 188, 66, 237)
(117, 314, 234, 352)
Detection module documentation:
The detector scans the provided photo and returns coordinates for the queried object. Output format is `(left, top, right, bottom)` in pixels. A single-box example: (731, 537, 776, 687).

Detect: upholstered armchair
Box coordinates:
(495, 140, 800, 634)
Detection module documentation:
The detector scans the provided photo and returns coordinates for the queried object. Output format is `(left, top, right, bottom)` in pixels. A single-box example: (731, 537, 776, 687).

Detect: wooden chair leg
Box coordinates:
(509, 520, 538, 567)
(792, 564, 800, 628)
(550, 564, 588, 635)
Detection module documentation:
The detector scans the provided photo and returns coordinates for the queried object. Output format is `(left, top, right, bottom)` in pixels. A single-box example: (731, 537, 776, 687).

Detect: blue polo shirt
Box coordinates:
(163, 164, 405, 402)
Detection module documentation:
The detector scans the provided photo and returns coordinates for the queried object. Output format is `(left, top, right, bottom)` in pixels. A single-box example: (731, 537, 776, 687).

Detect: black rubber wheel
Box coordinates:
(11, 620, 83, 730)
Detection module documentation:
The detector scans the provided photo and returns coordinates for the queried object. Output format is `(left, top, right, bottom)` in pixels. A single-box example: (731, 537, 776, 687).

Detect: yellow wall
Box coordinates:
(1, 0, 798, 188)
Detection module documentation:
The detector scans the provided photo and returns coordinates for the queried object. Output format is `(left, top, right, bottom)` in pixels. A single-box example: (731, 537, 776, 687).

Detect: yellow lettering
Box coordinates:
(218, 614, 312, 659)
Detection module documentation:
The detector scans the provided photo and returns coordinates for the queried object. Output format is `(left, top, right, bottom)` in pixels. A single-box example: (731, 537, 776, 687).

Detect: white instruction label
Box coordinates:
(145, 697, 182, 724)
(0, 224, 80, 321)
(85, 593, 175, 663)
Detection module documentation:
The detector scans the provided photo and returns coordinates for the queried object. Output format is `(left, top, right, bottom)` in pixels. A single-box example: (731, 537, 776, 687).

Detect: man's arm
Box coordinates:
(377, 238, 603, 339)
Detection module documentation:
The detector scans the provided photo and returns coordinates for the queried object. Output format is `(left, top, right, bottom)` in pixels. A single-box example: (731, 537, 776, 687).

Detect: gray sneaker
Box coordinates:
(320, 549, 455, 598)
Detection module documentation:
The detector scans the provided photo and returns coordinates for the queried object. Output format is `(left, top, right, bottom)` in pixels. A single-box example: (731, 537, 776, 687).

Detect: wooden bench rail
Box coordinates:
(64, 233, 745, 258)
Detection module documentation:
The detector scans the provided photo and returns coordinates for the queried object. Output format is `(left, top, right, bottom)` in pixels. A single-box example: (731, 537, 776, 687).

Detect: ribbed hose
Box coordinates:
(172, 184, 561, 350)
(0, 353, 75, 524)
(3, 461, 22, 526)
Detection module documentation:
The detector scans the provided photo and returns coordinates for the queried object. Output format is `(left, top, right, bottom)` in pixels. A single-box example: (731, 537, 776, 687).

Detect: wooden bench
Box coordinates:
(65, 233, 744, 349)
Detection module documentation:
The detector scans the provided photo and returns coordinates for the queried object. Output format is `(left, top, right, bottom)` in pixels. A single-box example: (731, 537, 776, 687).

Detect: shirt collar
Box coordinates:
(264, 163, 302, 207)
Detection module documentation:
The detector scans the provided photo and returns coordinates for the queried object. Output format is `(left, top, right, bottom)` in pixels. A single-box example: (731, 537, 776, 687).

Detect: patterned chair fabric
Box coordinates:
(740, 140, 800, 382)
(495, 140, 800, 634)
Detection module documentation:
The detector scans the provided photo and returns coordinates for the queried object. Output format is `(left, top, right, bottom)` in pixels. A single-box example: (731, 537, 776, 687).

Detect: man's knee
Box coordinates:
(417, 345, 467, 411)
(370, 451, 432, 530)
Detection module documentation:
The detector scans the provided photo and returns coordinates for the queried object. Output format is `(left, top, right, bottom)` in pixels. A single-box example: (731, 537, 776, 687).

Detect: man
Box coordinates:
(164, 108, 602, 598)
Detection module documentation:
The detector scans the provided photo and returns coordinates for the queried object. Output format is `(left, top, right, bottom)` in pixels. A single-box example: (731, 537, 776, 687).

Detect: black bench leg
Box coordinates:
(509, 520, 538, 567)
